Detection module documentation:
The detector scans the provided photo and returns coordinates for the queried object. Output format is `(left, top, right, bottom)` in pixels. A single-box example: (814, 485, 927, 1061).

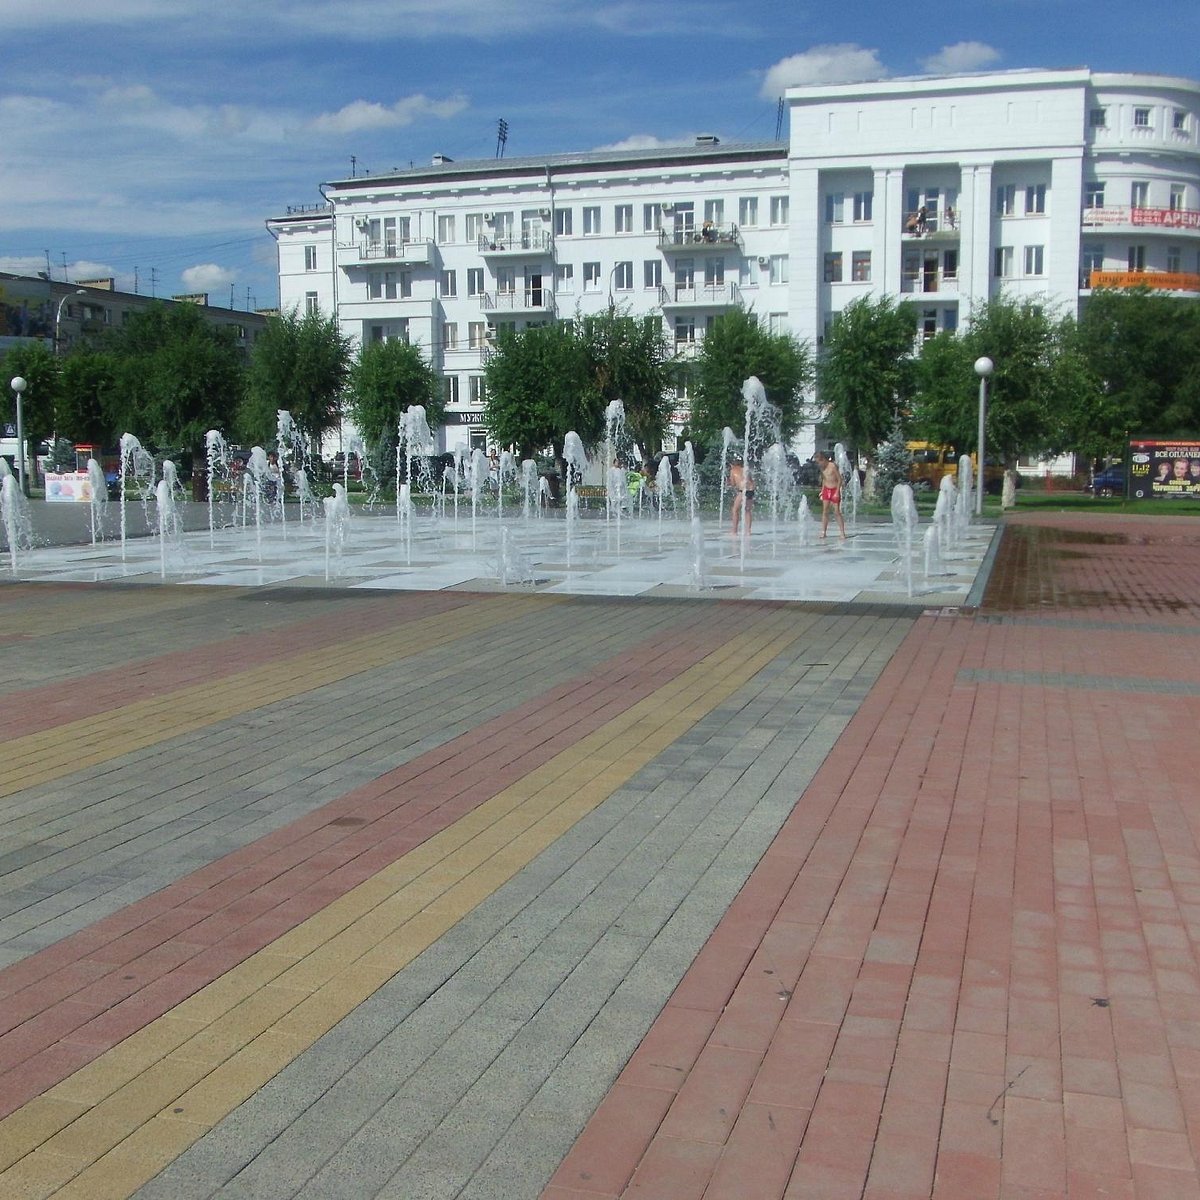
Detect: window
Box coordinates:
(555, 208, 573, 236)
(444, 375, 460, 406)
(583, 261, 602, 291)
(304, 292, 318, 315)
(438, 215, 455, 244)
(1128, 245, 1146, 271)
(1025, 184, 1046, 215)
(442, 321, 458, 351)
(614, 204, 633, 233)
(440, 269, 457, 298)
(851, 250, 871, 282)
(399, 271, 412, 299)
(643, 260, 661, 289)
(674, 315, 695, 344)
(614, 261, 633, 290)
(1174, 109, 1188, 132)
(304, 245, 318, 271)
(703, 199, 724, 226)
(1081, 242, 1104, 279)
(1084, 182, 1105, 210)
(674, 259, 694, 290)
(1089, 107, 1107, 129)
(823, 252, 843, 282)
(1167, 245, 1182, 273)
(1170, 184, 1186, 211)
(367, 271, 382, 299)
(769, 254, 788, 284)
(739, 196, 758, 227)
(643, 203, 662, 233)
(703, 258, 724, 287)
(768, 313, 788, 336)
(467, 268, 484, 296)
(1023, 245, 1044, 276)
(738, 259, 754, 287)
(824, 192, 844, 224)
(555, 263, 574, 292)
(469, 376, 485, 406)
(942, 249, 958, 280)
(495, 266, 516, 295)
(853, 191, 873, 222)
(1132, 181, 1149, 208)
(468, 322, 487, 349)
(769, 195, 789, 225)
(492, 212, 514, 241)
(993, 246, 1013, 277)
(583, 206, 601, 235)
(465, 214, 483, 242)
(996, 184, 1016, 216)
(1133, 107, 1152, 128)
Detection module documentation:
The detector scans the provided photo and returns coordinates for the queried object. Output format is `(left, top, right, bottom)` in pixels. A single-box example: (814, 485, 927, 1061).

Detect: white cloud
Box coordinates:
(181, 263, 237, 292)
(592, 134, 687, 152)
(308, 93, 468, 135)
(761, 44, 888, 96)
(920, 42, 1001, 75)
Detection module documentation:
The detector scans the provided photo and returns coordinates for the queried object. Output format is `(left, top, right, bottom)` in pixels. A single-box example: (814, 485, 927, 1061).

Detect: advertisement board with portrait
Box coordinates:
(1128, 439, 1200, 499)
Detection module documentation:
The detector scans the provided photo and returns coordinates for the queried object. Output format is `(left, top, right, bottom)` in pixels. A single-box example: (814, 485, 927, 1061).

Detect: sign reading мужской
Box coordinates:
(1129, 440, 1200, 499)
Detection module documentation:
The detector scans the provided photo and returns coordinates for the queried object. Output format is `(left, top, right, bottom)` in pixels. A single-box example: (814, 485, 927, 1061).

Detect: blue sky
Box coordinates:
(3, 0, 1198, 313)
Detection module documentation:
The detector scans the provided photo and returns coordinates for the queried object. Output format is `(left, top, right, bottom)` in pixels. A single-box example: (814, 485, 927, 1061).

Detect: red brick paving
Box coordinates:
(546, 513, 1200, 1199)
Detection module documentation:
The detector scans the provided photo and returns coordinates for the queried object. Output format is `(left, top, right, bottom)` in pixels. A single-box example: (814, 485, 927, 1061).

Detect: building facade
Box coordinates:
(269, 68, 1200, 457)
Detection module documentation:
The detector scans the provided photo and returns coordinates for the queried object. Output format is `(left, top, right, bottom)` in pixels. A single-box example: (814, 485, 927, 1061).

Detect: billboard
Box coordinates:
(1128, 439, 1200, 499)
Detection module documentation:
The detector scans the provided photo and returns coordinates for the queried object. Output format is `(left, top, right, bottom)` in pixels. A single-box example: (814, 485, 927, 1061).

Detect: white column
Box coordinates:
(958, 162, 993, 325)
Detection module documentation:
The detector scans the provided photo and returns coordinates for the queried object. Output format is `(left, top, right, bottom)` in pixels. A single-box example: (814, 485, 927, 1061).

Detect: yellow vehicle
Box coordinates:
(907, 442, 1005, 494)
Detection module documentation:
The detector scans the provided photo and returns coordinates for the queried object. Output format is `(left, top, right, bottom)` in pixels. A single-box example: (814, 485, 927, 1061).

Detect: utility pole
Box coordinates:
(496, 118, 508, 158)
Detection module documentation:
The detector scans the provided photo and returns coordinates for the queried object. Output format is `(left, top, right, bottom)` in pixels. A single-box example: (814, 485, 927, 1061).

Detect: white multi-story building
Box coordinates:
(269, 67, 1200, 456)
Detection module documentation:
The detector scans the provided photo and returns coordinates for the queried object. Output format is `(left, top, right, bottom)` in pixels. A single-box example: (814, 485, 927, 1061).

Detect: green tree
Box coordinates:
(1070, 287, 1200, 458)
(345, 338, 442, 465)
(105, 303, 245, 454)
(483, 321, 597, 464)
(4, 342, 61, 473)
(689, 308, 813, 446)
(57, 350, 120, 446)
(913, 296, 1089, 486)
(872, 412, 914, 503)
(579, 308, 674, 462)
(241, 308, 352, 448)
(817, 295, 917, 457)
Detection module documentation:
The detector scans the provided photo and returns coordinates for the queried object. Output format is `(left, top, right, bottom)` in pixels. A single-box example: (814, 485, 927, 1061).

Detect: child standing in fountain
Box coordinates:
(815, 451, 847, 540)
(729, 456, 754, 536)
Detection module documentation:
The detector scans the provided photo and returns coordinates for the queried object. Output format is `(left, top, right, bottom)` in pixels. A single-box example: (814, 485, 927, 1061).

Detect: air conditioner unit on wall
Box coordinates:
(539, 208, 551, 218)
(758, 256, 769, 267)
(660, 203, 673, 213)
(483, 212, 496, 222)
(355, 217, 370, 229)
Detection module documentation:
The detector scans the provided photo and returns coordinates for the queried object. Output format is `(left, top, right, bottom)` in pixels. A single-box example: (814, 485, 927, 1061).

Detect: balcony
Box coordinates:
(901, 269, 959, 295)
(658, 224, 743, 254)
(476, 230, 554, 257)
(658, 282, 742, 309)
(1085, 270, 1200, 293)
(901, 211, 960, 242)
(479, 289, 557, 316)
(1081, 206, 1200, 235)
(336, 238, 433, 267)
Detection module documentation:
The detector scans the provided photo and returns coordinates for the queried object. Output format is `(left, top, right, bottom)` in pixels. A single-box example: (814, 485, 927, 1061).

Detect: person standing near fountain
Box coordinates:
(729, 456, 754, 536)
(815, 451, 847, 540)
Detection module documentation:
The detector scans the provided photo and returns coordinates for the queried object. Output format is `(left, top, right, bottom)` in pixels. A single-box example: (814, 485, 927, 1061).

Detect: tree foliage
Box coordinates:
(689, 308, 813, 446)
(105, 303, 245, 453)
(57, 350, 120, 446)
(241, 308, 351, 447)
(345, 338, 442, 463)
(872, 413, 914, 503)
(483, 321, 598, 462)
(817, 295, 917, 457)
(578, 308, 674, 461)
(2, 341, 60, 454)
(913, 296, 1090, 467)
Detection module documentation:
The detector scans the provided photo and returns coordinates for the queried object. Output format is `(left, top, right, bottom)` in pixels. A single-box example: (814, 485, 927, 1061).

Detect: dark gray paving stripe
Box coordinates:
(960, 667, 1200, 696)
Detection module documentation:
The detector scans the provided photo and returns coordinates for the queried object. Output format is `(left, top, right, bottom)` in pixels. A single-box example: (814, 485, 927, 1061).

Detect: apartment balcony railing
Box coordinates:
(476, 230, 554, 256)
(901, 269, 959, 294)
(657, 224, 743, 253)
(658, 282, 742, 308)
(336, 238, 433, 267)
(1082, 206, 1200, 233)
(901, 211, 960, 240)
(1085, 269, 1200, 293)
(479, 289, 557, 315)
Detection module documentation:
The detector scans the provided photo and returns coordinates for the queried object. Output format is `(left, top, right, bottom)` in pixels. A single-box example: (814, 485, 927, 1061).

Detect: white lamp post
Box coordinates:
(10, 376, 28, 496)
(54, 289, 87, 355)
(974, 356, 994, 516)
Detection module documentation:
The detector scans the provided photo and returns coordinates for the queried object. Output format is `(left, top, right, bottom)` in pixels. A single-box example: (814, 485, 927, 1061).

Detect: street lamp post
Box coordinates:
(54, 289, 87, 355)
(10, 376, 28, 497)
(974, 356, 994, 517)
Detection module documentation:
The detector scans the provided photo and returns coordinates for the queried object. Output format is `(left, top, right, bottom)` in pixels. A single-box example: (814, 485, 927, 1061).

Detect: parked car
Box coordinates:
(1086, 465, 1125, 497)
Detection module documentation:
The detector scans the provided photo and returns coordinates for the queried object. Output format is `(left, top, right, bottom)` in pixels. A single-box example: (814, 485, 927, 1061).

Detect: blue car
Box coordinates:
(1087, 465, 1124, 497)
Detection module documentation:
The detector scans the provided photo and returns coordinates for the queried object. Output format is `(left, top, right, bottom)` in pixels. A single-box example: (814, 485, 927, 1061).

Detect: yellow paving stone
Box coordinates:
(49, 1117, 199, 1200)
(0, 1098, 89, 1171)
(0, 1150, 83, 1200)
(0, 619, 798, 1183)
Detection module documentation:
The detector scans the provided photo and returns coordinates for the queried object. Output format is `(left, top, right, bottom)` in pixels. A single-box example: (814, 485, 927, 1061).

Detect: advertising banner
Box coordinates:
(44, 472, 96, 503)
(1128, 439, 1200, 499)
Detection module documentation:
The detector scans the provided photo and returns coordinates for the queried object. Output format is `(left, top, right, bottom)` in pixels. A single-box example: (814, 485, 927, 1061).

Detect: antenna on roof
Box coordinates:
(496, 118, 508, 158)
(775, 96, 785, 140)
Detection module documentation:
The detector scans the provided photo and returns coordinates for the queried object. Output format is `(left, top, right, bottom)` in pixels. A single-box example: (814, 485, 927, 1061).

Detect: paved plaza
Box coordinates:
(0, 510, 1199, 1198)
